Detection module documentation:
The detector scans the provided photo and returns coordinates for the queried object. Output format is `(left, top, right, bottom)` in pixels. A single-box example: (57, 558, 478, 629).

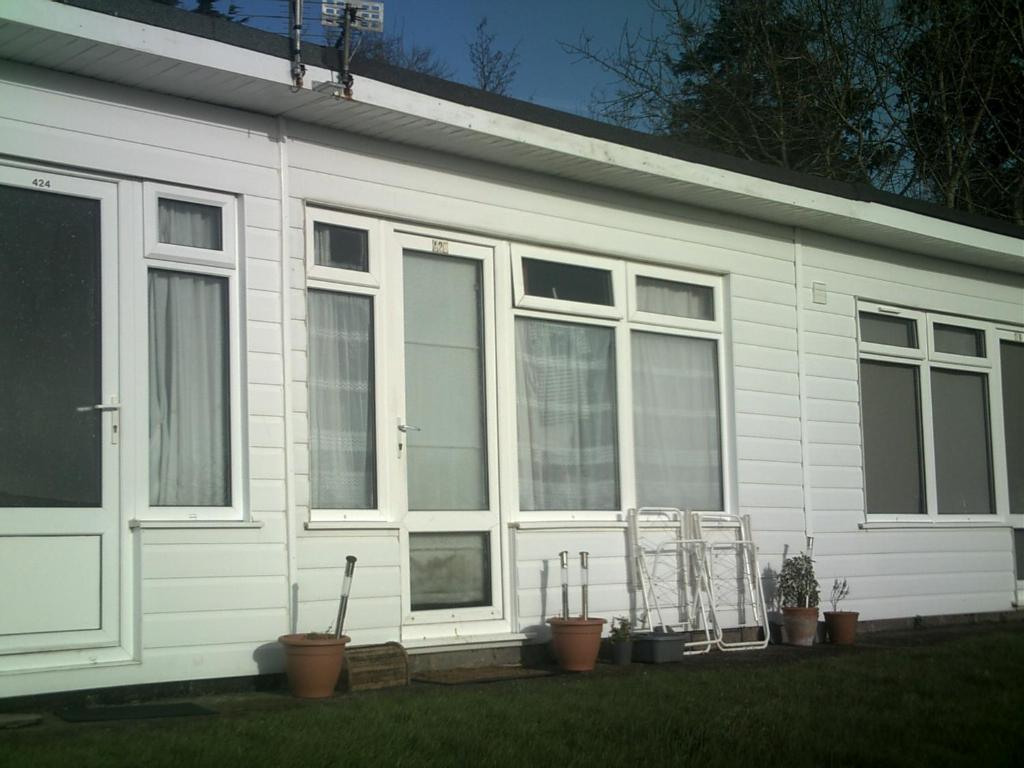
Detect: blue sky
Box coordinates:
(229, 0, 661, 116)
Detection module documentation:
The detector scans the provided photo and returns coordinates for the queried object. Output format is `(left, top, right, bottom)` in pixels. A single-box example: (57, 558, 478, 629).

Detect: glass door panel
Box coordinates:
(0, 185, 102, 507)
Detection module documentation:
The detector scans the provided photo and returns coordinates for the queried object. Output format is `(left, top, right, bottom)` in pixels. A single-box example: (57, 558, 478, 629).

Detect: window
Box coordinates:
(149, 270, 231, 506)
(306, 207, 381, 288)
(511, 245, 624, 319)
(857, 303, 1015, 519)
(307, 290, 376, 510)
(144, 183, 235, 268)
(515, 318, 619, 511)
(305, 208, 383, 520)
(514, 256, 727, 515)
(139, 184, 241, 520)
(1001, 339, 1024, 515)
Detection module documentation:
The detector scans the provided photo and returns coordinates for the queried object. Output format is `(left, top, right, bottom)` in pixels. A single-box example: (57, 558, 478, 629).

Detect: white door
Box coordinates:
(390, 231, 506, 639)
(0, 165, 121, 655)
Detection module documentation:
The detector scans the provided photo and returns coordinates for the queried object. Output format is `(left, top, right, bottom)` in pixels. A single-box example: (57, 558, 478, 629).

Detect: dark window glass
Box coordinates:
(0, 184, 102, 507)
(932, 369, 994, 515)
(934, 324, 985, 357)
(314, 222, 369, 272)
(860, 360, 925, 514)
(523, 258, 613, 305)
(409, 532, 491, 610)
(860, 312, 918, 348)
(1002, 341, 1024, 514)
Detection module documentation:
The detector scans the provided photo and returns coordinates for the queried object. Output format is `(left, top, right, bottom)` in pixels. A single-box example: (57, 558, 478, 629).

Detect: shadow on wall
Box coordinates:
(252, 582, 299, 674)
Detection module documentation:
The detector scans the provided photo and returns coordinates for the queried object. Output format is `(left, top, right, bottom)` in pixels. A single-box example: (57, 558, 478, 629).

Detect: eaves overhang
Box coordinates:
(2, 0, 1022, 274)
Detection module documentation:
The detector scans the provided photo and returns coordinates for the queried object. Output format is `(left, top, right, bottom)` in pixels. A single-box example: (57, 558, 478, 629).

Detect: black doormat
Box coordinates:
(412, 666, 557, 685)
(56, 702, 216, 723)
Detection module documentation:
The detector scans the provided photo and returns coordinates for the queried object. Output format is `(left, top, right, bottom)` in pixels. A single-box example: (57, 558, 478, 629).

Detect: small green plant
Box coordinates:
(609, 617, 633, 643)
(777, 553, 819, 608)
(829, 578, 850, 612)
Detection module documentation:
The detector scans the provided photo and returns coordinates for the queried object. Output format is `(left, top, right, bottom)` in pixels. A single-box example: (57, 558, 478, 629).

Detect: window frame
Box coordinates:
(305, 207, 382, 289)
(857, 302, 926, 360)
(144, 182, 236, 269)
(134, 184, 244, 522)
(511, 243, 625, 320)
(627, 262, 723, 334)
(510, 249, 731, 523)
(305, 216, 388, 525)
(856, 300, 1019, 524)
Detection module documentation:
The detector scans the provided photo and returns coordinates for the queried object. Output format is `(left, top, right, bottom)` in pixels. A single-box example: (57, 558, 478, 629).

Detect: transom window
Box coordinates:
(857, 302, 1018, 519)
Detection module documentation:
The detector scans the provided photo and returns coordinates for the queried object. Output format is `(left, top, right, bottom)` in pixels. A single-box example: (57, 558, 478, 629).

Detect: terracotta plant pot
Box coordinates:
(278, 633, 350, 698)
(611, 640, 633, 666)
(824, 611, 859, 645)
(547, 617, 607, 672)
(781, 606, 819, 647)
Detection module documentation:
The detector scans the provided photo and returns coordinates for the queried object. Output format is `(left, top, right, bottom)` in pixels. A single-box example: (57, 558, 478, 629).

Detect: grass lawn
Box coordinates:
(5, 628, 1024, 767)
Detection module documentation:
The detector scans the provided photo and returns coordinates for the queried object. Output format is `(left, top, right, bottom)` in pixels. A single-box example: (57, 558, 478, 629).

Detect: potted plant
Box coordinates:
(608, 617, 634, 666)
(279, 556, 357, 698)
(823, 578, 859, 645)
(777, 553, 819, 646)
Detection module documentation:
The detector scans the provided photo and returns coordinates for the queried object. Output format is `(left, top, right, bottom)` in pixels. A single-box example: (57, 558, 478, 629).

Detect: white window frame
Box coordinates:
(304, 279, 389, 525)
(134, 185, 244, 522)
(511, 243, 625, 320)
(627, 262, 723, 334)
(144, 182, 237, 269)
(857, 300, 1019, 524)
(305, 207, 382, 288)
(857, 302, 927, 361)
(927, 312, 993, 368)
(510, 248, 732, 523)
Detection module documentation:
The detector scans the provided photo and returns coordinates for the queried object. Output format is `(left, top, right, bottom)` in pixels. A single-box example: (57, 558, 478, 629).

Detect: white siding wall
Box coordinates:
(800, 230, 1023, 619)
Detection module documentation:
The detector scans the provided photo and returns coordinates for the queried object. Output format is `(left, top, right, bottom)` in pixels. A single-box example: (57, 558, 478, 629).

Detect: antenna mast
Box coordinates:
(321, 1, 385, 98)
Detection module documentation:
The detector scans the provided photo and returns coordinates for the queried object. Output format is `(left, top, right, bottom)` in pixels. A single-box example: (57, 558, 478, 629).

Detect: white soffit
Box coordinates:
(1, 0, 1022, 274)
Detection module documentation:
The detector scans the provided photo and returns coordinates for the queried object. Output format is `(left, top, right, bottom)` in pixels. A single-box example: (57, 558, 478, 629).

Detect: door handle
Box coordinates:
(397, 423, 421, 433)
(76, 403, 121, 412)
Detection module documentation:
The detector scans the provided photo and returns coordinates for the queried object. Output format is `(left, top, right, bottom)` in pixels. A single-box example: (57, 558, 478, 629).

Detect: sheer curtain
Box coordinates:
(308, 290, 375, 509)
(632, 332, 722, 510)
(149, 270, 230, 506)
(516, 318, 618, 510)
(636, 276, 714, 320)
(157, 198, 222, 250)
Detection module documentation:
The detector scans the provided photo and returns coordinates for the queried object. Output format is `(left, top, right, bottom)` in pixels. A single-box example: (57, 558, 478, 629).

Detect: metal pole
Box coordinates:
(559, 550, 569, 620)
(334, 555, 357, 638)
(580, 551, 589, 620)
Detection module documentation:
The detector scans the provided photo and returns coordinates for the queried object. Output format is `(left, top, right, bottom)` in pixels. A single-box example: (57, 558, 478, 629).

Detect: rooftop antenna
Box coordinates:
(290, 0, 305, 89)
(321, 1, 385, 98)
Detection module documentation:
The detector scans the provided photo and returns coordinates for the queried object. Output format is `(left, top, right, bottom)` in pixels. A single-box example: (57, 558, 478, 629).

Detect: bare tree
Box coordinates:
(469, 18, 520, 95)
(350, 30, 453, 79)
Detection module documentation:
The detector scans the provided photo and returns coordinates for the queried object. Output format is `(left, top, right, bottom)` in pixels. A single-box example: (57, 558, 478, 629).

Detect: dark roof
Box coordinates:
(57, 0, 1023, 240)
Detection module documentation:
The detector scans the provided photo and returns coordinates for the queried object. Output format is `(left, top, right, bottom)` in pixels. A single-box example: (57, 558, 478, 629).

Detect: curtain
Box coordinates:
(308, 290, 375, 509)
(632, 332, 722, 510)
(158, 198, 222, 250)
(313, 222, 368, 271)
(636, 276, 714, 320)
(149, 270, 230, 506)
(516, 318, 618, 510)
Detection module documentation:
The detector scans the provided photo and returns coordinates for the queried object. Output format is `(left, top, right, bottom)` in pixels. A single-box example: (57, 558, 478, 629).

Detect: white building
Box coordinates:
(1, 0, 1021, 699)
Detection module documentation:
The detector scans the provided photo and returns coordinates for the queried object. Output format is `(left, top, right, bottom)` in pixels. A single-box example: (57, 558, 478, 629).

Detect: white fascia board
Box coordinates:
(6, 0, 288, 85)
